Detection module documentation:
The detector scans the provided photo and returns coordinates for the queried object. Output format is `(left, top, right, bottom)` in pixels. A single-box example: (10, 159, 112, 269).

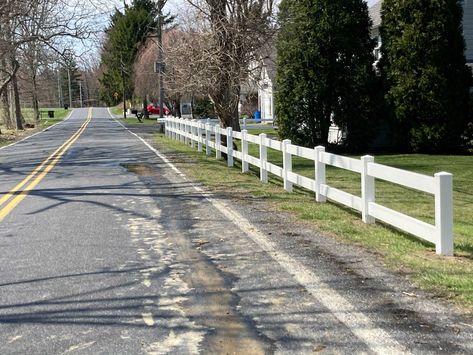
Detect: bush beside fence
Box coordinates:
(165, 117, 454, 256)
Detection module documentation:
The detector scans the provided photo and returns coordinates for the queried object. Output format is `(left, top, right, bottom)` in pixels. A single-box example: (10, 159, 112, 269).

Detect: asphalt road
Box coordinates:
(0, 108, 472, 354)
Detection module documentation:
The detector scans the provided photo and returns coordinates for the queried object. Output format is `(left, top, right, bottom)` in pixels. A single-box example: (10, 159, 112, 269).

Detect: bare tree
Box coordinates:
(0, 1, 27, 93)
(134, 28, 204, 117)
(182, 0, 276, 130)
(133, 37, 160, 107)
(78, 54, 101, 107)
(162, 27, 212, 117)
(0, 0, 99, 130)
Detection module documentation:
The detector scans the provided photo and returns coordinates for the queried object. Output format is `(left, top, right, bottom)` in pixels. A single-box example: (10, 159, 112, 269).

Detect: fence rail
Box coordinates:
(165, 117, 454, 256)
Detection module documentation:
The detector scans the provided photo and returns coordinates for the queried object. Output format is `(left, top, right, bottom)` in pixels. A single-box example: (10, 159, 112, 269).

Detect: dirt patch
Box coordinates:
(165, 231, 272, 354)
(0, 127, 39, 147)
(121, 163, 156, 176)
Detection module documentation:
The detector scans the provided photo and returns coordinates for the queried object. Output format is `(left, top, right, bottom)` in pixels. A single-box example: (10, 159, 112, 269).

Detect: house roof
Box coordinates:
(369, 0, 383, 29)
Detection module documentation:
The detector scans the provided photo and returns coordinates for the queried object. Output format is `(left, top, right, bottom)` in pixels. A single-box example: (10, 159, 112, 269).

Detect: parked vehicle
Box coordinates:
(147, 104, 170, 115)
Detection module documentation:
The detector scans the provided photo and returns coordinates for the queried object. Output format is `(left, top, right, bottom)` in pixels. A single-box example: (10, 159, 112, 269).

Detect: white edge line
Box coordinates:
(0, 109, 74, 151)
(108, 108, 409, 355)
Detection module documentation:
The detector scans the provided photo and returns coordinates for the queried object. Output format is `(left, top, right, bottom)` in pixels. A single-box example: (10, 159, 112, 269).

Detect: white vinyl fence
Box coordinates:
(165, 117, 454, 256)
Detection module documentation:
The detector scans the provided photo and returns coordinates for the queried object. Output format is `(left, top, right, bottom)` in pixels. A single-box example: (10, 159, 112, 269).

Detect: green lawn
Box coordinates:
(110, 106, 123, 117)
(19, 107, 71, 128)
(119, 116, 160, 126)
(37, 108, 71, 128)
(155, 130, 473, 312)
(244, 125, 279, 137)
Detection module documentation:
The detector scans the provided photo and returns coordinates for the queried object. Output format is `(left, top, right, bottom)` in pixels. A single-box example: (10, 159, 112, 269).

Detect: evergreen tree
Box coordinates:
(275, 0, 377, 150)
(99, 0, 162, 106)
(380, 0, 472, 152)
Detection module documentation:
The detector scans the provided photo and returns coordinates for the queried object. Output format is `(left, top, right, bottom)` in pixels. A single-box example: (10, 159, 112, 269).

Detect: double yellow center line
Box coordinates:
(0, 108, 93, 222)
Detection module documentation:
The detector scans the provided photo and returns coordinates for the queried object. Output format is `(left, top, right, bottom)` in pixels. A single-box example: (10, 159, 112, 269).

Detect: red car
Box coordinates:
(146, 104, 170, 115)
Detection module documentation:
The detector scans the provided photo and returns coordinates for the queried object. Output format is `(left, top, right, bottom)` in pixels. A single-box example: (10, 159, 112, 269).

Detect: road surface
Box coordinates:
(0, 108, 472, 354)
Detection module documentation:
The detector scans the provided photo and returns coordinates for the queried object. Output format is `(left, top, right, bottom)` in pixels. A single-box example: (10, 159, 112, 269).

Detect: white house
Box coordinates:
(240, 46, 277, 123)
(257, 48, 277, 122)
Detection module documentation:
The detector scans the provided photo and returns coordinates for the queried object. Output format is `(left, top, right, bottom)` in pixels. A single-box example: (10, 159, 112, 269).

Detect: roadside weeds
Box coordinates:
(0, 109, 70, 148)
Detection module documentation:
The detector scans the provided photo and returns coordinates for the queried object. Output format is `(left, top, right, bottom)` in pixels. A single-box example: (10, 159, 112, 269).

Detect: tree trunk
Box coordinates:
(214, 83, 240, 160)
(12, 71, 23, 130)
(143, 96, 149, 119)
(211, 80, 241, 132)
(0, 58, 18, 103)
(0, 56, 14, 130)
(1, 86, 12, 130)
(175, 97, 181, 118)
(31, 69, 40, 123)
(32, 84, 39, 124)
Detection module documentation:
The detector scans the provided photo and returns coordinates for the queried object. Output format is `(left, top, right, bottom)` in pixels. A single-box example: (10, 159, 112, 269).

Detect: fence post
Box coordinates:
(172, 119, 176, 140)
(315, 146, 326, 202)
(259, 133, 268, 183)
(227, 127, 234, 167)
(243, 117, 247, 130)
(190, 120, 196, 148)
(174, 118, 179, 141)
(361, 155, 375, 224)
(242, 130, 249, 173)
(187, 120, 190, 144)
(180, 120, 185, 143)
(197, 122, 203, 152)
(184, 120, 189, 145)
(205, 122, 211, 156)
(215, 126, 222, 160)
(434, 172, 453, 256)
(282, 139, 292, 192)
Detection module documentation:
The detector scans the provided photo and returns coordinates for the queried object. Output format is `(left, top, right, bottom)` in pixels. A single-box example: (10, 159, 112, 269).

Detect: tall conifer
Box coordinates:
(380, 0, 471, 152)
(99, 0, 162, 105)
(276, 0, 377, 150)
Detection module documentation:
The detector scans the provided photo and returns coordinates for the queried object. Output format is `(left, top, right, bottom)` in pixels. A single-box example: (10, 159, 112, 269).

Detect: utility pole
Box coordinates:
(9, 84, 14, 120)
(121, 1, 127, 119)
(157, 0, 167, 119)
(79, 81, 83, 108)
(67, 68, 72, 108)
(121, 53, 127, 119)
(57, 67, 63, 107)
